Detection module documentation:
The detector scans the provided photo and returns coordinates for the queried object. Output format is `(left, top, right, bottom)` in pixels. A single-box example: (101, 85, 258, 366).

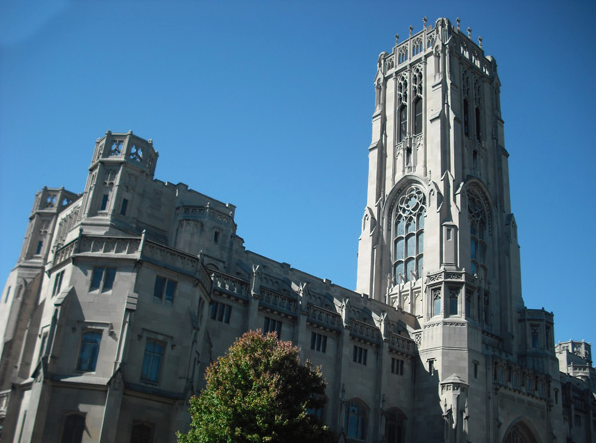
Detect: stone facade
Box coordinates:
(0, 18, 594, 443)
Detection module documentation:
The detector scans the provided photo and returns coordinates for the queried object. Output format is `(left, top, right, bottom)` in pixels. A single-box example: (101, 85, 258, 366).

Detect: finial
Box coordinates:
(423, 16, 428, 28)
(456, 17, 461, 29)
(395, 34, 399, 45)
(409, 25, 413, 37)
(467, 27, 472, 38)
(478, 36, 483, 48)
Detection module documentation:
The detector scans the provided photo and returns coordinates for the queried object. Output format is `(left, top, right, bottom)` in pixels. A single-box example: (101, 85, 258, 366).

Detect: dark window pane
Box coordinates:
(414, 97, 422, 134)
(153, 276, 166, 301)
(77, 332, 102, 371)
(463, 99, 469, 136)
(100, 194, 109, 211)
(103, 268, 116, 291)
(61, 414, 85, 443)
(164, 280, 176, 305)
(90, 268, 104, 291)
(450, 295, 458, 315)
(120, 198, 128, 216)
(399, 106, 407, 141)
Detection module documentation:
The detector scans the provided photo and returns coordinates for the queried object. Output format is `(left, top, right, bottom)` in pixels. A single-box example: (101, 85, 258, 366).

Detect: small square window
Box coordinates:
(90, 267, 116, 292)
(353, 345, 367, 365)
(391, 357, 404, 375)
(310, 332, 327, 353)
(153, 276, 176, 306)
(210, 302, 232, 324)
(264, 317, 282, 336)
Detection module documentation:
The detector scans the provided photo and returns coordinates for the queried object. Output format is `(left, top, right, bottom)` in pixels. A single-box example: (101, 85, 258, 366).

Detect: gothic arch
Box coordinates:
(383, 175, 428, 228)
(343, 398, 369, 441)
(462, 178, 494, 235)
(502, 418, 541, 443)
(383, 407, 407, 443)
(384, 178, 428, 285)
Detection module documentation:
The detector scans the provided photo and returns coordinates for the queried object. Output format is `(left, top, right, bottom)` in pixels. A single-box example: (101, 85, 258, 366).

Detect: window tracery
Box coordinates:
(345, 400, 367, 440)
(384, 408, 406, 443)
(412, 37, 423, 56)
(109, 140, 122, 156)
(412, 66, 423, 135)
(129, 145, 143, 162)
(397, 74, 408, 142)
(393, 186, 425, 284)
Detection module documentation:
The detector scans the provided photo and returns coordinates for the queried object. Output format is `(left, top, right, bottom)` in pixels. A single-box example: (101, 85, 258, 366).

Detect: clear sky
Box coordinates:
(1, 0, 595, 347)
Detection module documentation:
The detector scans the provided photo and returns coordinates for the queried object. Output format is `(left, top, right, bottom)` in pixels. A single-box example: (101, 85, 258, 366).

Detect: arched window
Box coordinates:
(432, 289, 441, 317)
(463, 99, 470, 136)
(393, 186, 426, 284)
(503, 420, 540, 443)
(413, 97, 422, 135)
(475, 107, 482, 141)
(398, 105, 407, 142)
(467, 192, 487, 283)
(61, 413, 85, 443)
(384, 408, 406, 443)
(345, 400, 367, 440)
(76, 331, 102, 372)
(397, 75, 408, 142)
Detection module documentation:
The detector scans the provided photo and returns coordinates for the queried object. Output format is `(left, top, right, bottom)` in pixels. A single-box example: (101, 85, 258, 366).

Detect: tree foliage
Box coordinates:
(177, 330, 335, 443)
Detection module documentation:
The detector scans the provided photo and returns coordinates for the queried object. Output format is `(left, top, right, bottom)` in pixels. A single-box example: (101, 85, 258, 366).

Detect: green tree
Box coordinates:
(177, 330, 335, 443)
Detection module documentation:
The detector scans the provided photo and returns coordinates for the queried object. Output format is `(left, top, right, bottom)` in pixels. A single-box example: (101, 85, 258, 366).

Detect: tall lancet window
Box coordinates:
(397, 75, 408, 142)
(412, 66, 423, 135)
(393, 186, 426, 284)
(468, 192, 487, 283)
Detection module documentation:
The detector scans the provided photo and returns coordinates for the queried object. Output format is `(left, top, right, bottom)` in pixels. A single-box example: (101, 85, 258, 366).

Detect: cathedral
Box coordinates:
(0, 18, 594, 443)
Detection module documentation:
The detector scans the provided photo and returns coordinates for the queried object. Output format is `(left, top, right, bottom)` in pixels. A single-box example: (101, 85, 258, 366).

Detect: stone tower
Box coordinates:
(356, 18, 562, 442)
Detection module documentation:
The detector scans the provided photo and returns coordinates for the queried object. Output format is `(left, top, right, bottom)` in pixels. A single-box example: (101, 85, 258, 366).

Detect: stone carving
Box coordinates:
(340, 298, 350, 328)
(250, 264, 262, 298)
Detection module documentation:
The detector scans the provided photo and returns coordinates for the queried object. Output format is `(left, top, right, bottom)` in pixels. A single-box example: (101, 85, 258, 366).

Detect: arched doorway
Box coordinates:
(384, 407, 406, 443)
(503, 419, 540, 443)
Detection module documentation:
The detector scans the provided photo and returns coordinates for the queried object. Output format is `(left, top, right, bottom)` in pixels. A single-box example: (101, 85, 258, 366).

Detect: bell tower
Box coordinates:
(356, 17, 522, 331)
(356, 18, 527, 441)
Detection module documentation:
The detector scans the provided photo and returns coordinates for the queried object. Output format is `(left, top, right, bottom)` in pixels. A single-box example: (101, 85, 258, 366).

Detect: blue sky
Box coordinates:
(1, 0, 595, 347)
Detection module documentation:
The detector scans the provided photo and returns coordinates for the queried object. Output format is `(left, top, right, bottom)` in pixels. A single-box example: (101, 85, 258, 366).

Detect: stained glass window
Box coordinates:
(393, 186, 426, 284)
